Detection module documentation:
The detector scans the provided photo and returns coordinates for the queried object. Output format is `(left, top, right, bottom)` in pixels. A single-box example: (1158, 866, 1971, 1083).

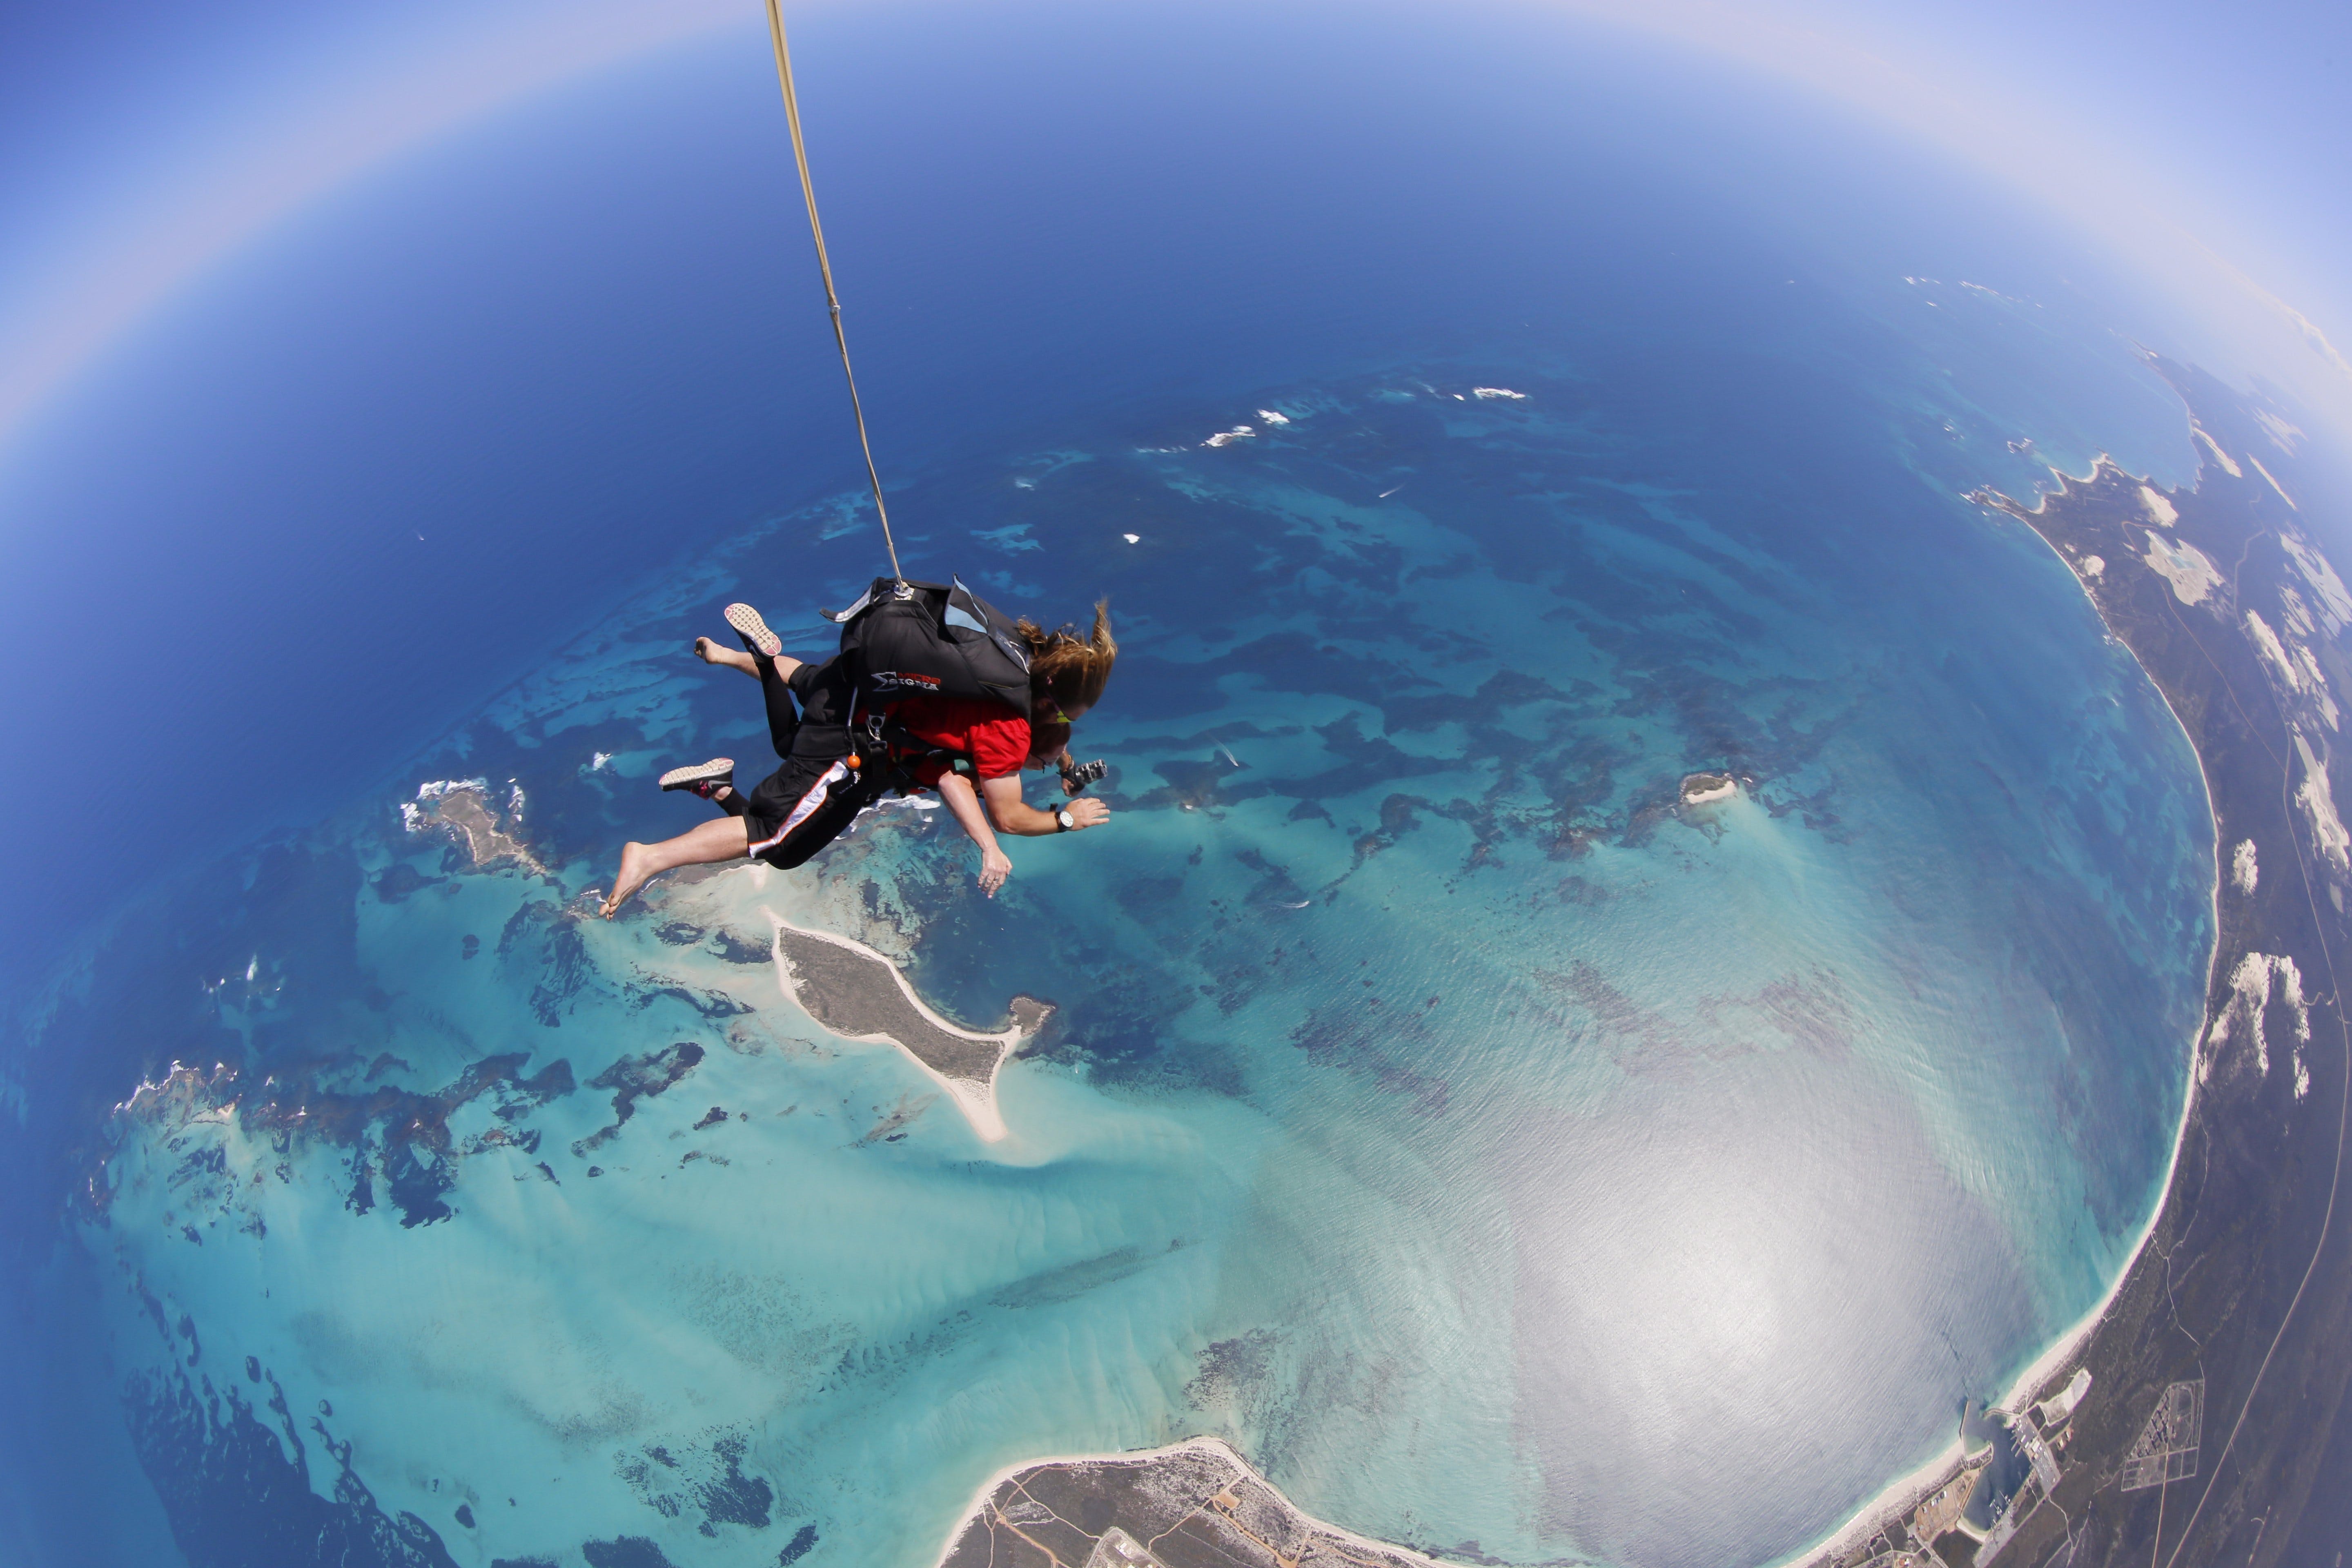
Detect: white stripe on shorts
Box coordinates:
(747, 760, 851, 855)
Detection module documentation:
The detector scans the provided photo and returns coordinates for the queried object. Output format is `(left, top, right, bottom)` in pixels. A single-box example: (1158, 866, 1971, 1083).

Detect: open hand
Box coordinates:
(978, 846, 1013, 897)
(1065, 797, 1111, 829)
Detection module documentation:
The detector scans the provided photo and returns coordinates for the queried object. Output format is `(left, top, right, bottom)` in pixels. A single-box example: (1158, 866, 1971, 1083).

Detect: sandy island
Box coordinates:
(1681, 771, 1738, 806)
(760, 913, 1049, 1143)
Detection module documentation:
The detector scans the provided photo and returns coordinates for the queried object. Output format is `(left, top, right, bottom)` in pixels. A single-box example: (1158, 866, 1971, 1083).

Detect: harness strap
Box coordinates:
(863, 710, 978, 788)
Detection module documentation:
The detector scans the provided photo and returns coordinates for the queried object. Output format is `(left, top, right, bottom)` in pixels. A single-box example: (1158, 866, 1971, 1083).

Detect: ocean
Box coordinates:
(2, 6, 2223, 1565)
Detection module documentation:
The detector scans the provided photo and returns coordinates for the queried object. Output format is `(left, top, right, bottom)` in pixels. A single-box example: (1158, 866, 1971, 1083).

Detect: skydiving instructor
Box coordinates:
(599, 589, 1115, 918)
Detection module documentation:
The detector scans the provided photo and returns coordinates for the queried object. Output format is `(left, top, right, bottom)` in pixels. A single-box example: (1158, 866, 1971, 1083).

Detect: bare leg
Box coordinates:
(694, 637, 802, 682)
(600, 815, 753, 919)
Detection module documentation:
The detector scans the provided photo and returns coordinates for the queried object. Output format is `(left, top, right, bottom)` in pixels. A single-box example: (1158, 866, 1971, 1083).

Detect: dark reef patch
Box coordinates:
(370, 862, 441, 904)
(245, 1051, 575, 1153)
(593, 1429, 773, 1554)
(125, 1360, 459, 1568)
(580, 1539, 677, 1568)
(708, 928, 774, 966)
(233, 1051, 578, 1227)
(495, 900, 598, 1027)
(628, 982, 754, 1020)
(990, 1245, 1149, 1309)
(379, 1138, 454, 1227)
(572, 1042, 706, 1155)
(696, 1432, 775, 1529)
(1186, 1327, 1281, 1412)
(1289, 996, 1448, 1114)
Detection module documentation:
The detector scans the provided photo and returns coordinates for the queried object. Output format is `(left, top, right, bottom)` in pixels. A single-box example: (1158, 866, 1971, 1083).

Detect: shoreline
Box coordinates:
(759, 910, 1040, 1143)
(1792, 454, 2228, 1568)
(920, 448, 2234, 1568)
(930, 1435, 1440, 1568)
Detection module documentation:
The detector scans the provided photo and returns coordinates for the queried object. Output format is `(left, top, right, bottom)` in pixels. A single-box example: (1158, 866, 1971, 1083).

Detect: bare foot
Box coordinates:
(601, 842, 653, 919)
(693, 636, 760, 675)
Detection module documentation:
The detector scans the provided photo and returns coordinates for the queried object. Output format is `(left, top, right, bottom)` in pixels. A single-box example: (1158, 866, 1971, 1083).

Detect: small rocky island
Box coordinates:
(1680, 771, 1737, 805)
(401, 777, 546, 875)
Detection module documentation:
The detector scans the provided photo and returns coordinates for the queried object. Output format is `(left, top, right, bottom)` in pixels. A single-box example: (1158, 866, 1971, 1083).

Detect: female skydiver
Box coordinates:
(598, 599, 1116, 918)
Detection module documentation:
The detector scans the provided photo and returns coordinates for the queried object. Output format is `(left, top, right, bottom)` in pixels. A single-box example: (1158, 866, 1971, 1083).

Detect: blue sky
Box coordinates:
(2, 0, 2346, 454)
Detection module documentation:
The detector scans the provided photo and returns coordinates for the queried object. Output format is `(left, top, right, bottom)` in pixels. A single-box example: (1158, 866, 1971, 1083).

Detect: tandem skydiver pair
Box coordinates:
(599, 577, 1116, 918)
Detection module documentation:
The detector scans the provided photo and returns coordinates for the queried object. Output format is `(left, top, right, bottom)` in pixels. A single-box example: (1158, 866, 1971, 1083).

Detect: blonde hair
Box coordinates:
(1018, 600, 1117, 717)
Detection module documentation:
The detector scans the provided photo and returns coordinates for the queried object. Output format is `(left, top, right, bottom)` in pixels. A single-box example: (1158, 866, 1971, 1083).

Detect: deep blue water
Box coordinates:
(0, 4, 2230, 1566)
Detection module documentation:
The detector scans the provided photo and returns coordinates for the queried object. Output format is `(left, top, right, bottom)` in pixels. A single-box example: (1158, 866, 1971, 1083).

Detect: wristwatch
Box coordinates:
(1055, 808, 1076, 833)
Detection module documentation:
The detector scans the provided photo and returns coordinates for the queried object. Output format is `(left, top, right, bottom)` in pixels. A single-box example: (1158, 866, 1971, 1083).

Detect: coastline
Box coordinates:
(1790, 454, 2232, 1568)
(929, 1438, 1221, 1568)
(920, 443, 2242, 1568)
(931, 1436, 1440, 1568)
(1982, 461, 2225, 1413)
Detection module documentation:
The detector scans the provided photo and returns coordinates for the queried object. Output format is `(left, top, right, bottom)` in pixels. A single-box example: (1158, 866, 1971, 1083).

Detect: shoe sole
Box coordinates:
(725, 603, 783, 658)
(659, 758, 736, 791)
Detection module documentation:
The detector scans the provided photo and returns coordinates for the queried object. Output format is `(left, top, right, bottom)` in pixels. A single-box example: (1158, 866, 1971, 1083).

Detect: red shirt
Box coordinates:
(886, 696, 1031, 786)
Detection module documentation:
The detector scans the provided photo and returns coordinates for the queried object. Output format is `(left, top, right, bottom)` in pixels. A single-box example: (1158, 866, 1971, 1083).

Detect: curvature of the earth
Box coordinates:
(5, 7, 2347, 1568)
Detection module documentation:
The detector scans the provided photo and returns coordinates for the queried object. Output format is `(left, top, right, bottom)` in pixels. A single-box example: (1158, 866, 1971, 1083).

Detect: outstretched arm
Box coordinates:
(981, 774, 1110, 836)
(933, 773, 1016, 896)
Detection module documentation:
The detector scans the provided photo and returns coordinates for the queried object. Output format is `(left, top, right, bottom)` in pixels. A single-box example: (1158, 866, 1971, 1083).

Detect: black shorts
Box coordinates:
(739, 657, 885, 869)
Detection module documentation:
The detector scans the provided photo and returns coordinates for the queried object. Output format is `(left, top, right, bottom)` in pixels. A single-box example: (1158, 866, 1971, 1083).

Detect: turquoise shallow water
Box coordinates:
(68, 332, 2211, 1566)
